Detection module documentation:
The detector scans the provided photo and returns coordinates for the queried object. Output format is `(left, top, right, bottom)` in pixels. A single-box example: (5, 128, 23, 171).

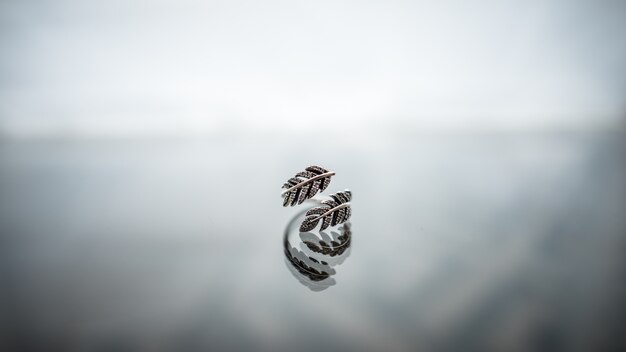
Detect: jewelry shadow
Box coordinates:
(283, 215, 352, 291)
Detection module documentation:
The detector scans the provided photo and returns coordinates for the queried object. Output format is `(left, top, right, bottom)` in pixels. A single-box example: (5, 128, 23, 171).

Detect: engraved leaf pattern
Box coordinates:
(299, 190, 352, 232)
(282, 165, 333, 207)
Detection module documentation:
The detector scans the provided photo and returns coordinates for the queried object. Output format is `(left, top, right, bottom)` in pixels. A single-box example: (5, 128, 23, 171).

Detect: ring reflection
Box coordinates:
(283, 210, 352, 291)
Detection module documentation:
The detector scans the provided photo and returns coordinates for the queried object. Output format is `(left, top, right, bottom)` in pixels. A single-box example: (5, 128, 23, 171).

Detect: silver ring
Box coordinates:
(280, 165, 353, 232)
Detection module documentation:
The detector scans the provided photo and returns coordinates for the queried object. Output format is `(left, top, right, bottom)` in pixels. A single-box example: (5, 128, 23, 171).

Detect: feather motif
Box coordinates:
(300, 190, 352, 232)
(281, 165, 334, 207)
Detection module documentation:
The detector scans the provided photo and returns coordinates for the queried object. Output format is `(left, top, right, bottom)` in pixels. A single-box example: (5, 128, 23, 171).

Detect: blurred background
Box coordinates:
(1, 0, 625, 351)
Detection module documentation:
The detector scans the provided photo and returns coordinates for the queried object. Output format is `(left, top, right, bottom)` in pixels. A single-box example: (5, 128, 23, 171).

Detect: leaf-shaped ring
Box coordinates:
(281, 165, 335, 207)
(281, 165, 352, 232)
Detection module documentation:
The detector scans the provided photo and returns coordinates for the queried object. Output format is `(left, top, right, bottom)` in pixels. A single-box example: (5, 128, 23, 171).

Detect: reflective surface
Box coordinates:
(1, 133, 625, 351)
(284, 209, 352, 291)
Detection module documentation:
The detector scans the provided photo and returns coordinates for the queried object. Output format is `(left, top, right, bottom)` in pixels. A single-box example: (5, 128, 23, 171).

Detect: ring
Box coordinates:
(280, 165, 353, 232)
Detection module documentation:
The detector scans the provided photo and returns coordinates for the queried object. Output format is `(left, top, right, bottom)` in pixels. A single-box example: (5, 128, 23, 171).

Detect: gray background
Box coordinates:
(1, 1, 625, 351)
